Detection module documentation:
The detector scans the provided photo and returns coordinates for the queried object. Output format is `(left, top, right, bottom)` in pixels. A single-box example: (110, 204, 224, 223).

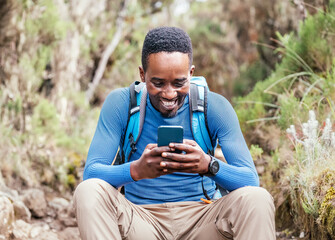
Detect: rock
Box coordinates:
(0, 195, 14, 235)
(256, 165, 265, 175)
(299, 231, 305, 238)
(66, 200, 76, 218)
(49, 197, 70, 212)
(29, 222, 58, 240)
(11, 219, 32, 240)
(0, 184, 19, 200)
(30, 226, 43, 238)
(36, 231, 59, 240)
(0, 172, 4, 188)
(58, 227, 81, 240)
(58, 201, 77, 227)
(49, 219, 63, 231)
(30, 223, 50, 238)
(13, 200, 31, 222)
(46, 206, 57, 219)
(21, 188, 48, 218)
(12, 220, 60, 240)
(59, 214, 77, 227)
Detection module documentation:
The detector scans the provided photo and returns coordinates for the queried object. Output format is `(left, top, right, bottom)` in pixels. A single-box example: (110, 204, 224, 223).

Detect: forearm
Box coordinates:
(83, 161, 134, 188)
(82, 88, 132, 188)
(211, 160, 259, 191)
(206, 92, 259, 191)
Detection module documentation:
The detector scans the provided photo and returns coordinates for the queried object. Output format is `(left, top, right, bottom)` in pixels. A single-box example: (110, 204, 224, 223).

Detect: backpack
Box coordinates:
(116, 76, 217, 165)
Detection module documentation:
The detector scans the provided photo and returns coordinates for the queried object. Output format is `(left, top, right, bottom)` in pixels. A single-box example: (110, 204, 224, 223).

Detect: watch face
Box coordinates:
(210, 160, 220, 175)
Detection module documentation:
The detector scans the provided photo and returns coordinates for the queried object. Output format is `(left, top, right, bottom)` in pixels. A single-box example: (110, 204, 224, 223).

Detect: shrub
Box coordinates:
(285, 111, 335, 238)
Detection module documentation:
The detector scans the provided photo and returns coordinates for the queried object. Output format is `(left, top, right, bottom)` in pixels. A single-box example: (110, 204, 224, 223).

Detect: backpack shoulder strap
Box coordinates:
(121, 81, 147, 163)
(189, 76, 216, 155)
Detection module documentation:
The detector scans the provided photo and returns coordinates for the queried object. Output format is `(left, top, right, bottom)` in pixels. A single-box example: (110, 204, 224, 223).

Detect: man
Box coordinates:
(74, 26, 275, 240)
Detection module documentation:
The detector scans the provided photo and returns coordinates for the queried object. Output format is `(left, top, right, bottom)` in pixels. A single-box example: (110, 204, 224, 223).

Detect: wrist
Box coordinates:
(205, 155, 220, 176)
(130, 161, 141, 181)
(204, 154, 211, 174)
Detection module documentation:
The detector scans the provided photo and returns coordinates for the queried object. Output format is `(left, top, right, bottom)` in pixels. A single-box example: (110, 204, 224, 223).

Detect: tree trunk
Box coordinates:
(86, 0, 130, 103)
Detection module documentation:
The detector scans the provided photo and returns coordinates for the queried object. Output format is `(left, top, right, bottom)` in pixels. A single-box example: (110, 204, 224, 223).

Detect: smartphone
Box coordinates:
(157, 126, 183, 153)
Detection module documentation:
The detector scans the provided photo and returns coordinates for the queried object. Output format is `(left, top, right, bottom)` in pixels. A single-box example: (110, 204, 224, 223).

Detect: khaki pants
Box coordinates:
(74, 178, 275, 240)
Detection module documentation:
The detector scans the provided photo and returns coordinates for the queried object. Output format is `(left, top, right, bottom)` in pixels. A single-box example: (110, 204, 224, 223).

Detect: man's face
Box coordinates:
(139, 52, 194, 118)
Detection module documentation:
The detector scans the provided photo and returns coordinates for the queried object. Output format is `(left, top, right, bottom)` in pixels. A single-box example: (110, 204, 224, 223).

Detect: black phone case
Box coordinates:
(157, 126, 183, 152)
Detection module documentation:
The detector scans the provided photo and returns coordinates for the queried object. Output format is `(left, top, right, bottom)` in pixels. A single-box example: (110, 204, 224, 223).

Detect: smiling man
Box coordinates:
(74, 27, 276, 240)
(141, 52, 190, 118)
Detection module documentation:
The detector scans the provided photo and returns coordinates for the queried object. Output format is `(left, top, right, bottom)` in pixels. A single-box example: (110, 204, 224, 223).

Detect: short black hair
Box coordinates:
(141, 26, 193, 72)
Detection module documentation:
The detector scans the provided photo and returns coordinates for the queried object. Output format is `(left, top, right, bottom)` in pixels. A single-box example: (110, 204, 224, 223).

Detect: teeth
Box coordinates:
(162, 100, 176, 107)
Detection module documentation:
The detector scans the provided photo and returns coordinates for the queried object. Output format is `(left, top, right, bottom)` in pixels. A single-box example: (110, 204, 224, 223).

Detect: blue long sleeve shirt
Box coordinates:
(83, 87, 259, 204)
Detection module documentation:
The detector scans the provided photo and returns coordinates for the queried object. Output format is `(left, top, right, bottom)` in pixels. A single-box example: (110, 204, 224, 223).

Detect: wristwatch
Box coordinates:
(205, 155, 220, 176)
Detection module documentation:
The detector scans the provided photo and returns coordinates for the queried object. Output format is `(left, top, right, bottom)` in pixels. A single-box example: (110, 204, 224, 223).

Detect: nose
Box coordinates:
(162, 85, 177, 99)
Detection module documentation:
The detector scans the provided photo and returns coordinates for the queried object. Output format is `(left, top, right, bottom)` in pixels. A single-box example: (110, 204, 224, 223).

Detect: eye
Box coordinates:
(174, 83, 184, 88)
(174, 79, 187, 88)
(153, 82, 164, 88)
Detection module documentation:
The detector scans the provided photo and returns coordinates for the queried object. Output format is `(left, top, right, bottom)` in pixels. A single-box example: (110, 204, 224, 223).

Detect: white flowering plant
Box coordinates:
(286, 110, 335, 166)
(285, 110, 335, 237)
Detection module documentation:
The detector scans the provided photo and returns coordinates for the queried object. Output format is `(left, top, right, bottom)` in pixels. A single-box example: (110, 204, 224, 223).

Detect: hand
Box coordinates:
(130, 144, 175, 181)
(160, 139, 211, 174)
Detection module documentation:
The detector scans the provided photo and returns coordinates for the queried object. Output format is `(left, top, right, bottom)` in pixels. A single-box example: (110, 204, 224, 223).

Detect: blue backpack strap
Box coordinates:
(121, 81, 147, 163)
(189, 76, 216, 154)
(191, 77, 227, 200)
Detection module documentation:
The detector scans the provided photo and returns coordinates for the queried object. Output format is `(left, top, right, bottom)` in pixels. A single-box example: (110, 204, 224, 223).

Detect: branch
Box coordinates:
(293, 0, 307, 21)
(86, 0, 130, 102)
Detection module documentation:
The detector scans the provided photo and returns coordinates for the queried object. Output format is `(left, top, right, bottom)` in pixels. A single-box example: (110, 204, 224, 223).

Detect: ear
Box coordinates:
(189, 65, 195, 77)
(139, 66, 145, 82)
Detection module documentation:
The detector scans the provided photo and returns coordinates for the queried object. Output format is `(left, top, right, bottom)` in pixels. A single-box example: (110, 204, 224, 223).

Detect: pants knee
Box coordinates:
(242, 186, 273, 201)
(73, 178, 118, 210)
(238, 187, 275, 213)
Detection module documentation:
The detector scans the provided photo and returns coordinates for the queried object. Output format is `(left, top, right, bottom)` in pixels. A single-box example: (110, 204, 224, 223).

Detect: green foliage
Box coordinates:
(318, 186, 335, 237)
(235, 96, 269, 132)
(234, 60, 271, 95)
(32, 98, 60, 135)
(24, 0, 69, 41)
(5, 96, 22, 113)
(232, 2, 335, 237)
(323, 64, 335, 99)
(249, 144, 263, 160)
(277, 94, 303, 129)
(298, 12, 334, 71)
(235, 6, 335, 133)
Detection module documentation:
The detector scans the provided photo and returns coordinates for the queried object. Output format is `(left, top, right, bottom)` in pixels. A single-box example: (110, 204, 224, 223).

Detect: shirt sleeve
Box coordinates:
(206, 92, 259, 191)
(83, 88, 135, 188)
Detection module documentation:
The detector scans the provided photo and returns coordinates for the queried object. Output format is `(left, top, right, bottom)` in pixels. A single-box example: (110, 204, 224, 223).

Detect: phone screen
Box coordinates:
(157, 126, 183, 151)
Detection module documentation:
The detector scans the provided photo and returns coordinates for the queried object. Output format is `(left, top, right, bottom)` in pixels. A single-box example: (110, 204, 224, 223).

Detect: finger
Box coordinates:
(151, 146, 173, 156)
(183, 139, 198, 147)
(168, 143, 195, 153)
(158, 162, 177, 175)
(161, 161, 196, 171)
(161, 152, 193, 162)
(146, 144, 158, 150)
(162, 152, 199, 163)
(161, 169, 176, 174)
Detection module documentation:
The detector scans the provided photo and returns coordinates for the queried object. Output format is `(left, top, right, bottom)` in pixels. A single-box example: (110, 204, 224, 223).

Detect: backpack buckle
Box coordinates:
(129, 133, 137, 154)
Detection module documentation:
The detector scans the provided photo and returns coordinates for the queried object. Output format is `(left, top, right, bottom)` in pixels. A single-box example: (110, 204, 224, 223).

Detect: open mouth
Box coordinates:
(160, 99, 178, 110)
